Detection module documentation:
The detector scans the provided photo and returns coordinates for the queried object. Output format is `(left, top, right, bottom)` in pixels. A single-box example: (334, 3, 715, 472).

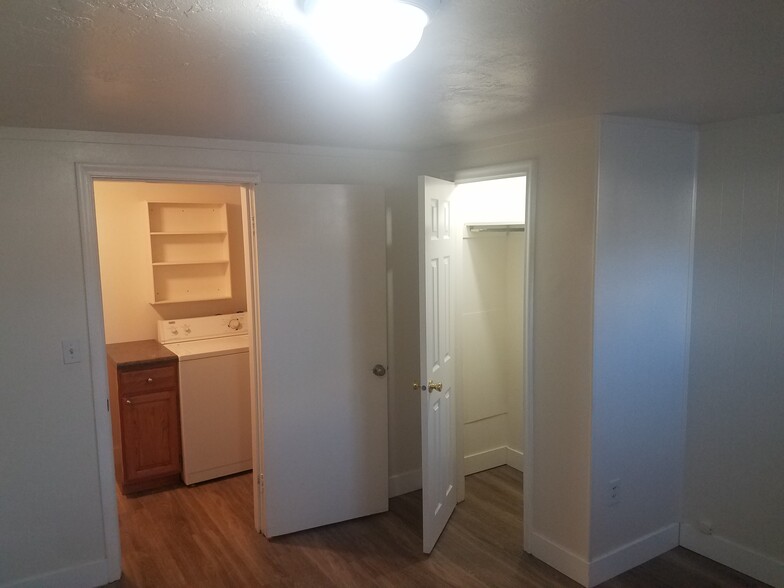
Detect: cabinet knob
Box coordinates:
(125, 399, 132, 405)
(146, 377, 153, 384)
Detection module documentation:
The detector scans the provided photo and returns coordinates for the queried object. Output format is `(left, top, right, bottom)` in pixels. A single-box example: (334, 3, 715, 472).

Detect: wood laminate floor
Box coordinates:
(110, 466, 767, 587)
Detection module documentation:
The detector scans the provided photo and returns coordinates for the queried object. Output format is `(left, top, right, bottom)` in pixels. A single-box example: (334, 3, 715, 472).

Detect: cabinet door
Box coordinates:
(120, 388, 181, 483)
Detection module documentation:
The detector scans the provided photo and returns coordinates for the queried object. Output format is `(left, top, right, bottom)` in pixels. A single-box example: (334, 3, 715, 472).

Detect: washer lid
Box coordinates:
(164, 334, 249, 361)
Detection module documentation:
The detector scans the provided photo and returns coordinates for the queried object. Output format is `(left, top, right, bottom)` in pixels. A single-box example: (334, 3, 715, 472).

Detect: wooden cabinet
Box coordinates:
(146, 202, 232, 305)
(107, 340, 182, 494)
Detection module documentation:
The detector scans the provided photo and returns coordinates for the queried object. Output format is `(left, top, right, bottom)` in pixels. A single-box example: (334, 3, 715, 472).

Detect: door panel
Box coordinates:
(419, 176, 458, 553)
(257, 184, 388, 537)
(121, 388, 181, 482)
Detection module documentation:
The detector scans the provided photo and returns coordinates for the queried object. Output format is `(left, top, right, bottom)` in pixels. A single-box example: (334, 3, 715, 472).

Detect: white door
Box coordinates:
(256, 184, 389, 537)
(419, 176, 458, 553)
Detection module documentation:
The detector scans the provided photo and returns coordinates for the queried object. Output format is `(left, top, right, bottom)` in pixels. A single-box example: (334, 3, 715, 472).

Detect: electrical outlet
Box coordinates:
(62, 339, 81, 364)
(605, 478, 621, 506)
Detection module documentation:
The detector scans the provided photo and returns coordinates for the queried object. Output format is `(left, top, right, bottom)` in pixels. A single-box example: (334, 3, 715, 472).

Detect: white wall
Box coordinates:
(0, 127, 419, 587)
(423, 117, 599, 575)
(95, 181, 246, 344)
(683, 114, 784, 587)
(587, 117, 697, 585)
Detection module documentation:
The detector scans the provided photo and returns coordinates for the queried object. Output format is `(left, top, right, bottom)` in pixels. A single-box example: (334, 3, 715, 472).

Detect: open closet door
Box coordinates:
(419, 176, 458, 553)
(256, 184, 389, 537)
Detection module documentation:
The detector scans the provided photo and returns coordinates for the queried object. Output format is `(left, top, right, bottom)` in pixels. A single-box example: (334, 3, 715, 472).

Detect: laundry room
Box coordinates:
(93, 180, 254, 499)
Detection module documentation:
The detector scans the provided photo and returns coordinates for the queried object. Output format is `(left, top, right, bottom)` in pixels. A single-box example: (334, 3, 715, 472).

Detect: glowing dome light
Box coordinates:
(302, 0, 436, 79)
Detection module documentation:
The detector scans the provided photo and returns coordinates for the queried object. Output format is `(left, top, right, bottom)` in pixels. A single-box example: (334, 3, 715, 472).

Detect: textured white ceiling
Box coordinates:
(1, 0, 783, 149)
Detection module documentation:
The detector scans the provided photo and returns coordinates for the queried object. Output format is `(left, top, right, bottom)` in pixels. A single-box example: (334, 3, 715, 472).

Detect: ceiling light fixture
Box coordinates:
(300, 0, 440, 79)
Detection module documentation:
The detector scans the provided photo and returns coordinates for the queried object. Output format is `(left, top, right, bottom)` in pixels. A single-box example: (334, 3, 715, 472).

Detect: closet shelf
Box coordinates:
(150, 231, 228, 236)
(151, 295, 233, 305)
(467, 222, 525, 233)
(152, 260, 230, 267)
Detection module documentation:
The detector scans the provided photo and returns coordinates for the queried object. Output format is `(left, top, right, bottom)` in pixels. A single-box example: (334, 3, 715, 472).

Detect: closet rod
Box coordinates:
(467, 224, 525, 233)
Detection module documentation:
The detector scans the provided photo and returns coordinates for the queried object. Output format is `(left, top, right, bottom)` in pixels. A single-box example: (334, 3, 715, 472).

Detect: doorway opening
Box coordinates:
(454, 175, 527, 483)
(453, 169, 533, 549)
(76, 166, 263, 580)
(418, 164, 534, 554)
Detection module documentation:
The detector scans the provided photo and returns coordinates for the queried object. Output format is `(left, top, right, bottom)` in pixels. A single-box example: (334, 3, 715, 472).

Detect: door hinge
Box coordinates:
(258, 473, 264, 491)
(251, 216, 257, 235)
(106, 397, 110, 412)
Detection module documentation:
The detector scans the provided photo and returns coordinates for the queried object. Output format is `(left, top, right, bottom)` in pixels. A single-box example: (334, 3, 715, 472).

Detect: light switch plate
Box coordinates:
(62, 339, 81, 364)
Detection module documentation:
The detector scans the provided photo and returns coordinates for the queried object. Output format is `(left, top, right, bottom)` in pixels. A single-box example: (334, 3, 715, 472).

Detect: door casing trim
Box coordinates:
(452, 161, 536, 553)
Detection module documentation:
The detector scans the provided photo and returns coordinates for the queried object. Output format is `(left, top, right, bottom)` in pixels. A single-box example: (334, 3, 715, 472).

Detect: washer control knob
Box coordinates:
(183, 324, 191, 334)
(170, 326, 179, 335)
(228, 318, 241, 331)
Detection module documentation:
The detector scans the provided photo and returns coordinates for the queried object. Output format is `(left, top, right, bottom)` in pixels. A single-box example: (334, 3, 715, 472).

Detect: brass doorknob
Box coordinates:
(428, 380, 443, 393)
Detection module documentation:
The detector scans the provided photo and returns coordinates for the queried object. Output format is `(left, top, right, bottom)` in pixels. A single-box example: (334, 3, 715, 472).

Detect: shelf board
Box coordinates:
(152, 260, 230, 267)
(150, 231, 228, 236)
(150, 295, 232, 305)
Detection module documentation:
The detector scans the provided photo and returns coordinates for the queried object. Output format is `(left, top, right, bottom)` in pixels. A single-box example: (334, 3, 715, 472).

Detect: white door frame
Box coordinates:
(75, 164, 262, 581)
(452, 161, 536, 552)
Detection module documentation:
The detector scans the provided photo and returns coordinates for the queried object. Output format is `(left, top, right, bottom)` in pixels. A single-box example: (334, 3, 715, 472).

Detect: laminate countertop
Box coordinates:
(106, 339, 177, 368)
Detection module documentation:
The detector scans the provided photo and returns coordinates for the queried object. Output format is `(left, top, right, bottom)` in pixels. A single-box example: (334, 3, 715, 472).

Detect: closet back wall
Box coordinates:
(461, 230, 526, 471)
(94, 181, 246, 344)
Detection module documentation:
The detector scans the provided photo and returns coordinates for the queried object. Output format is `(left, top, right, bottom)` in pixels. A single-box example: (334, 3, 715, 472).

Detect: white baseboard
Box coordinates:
(388, 468, 421, 498)
(506, 447, 524, 472)
(464, 446, 525, 476)
(464, 446, 507, 475)
(2, 559, 109, 588)
(588, 524, 679, 587)
(391, 445, 524, 498)
(680, 523, 784, 587)
(530, 531, 590, 586)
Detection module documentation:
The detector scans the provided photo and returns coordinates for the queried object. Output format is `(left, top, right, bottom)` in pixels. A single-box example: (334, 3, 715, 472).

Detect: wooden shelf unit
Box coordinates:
(146, 202, 232, 305)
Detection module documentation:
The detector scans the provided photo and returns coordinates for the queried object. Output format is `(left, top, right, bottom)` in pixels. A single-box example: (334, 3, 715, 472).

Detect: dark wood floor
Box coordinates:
(110, 466, 767, 587)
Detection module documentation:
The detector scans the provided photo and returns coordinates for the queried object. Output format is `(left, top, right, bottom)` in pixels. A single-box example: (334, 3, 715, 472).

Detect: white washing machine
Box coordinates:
(158, 312, 252, 485)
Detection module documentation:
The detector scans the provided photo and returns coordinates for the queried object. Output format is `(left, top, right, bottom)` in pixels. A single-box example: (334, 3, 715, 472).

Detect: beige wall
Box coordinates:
(94, 181, 247, 344)
(684, 114, 784, 586)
